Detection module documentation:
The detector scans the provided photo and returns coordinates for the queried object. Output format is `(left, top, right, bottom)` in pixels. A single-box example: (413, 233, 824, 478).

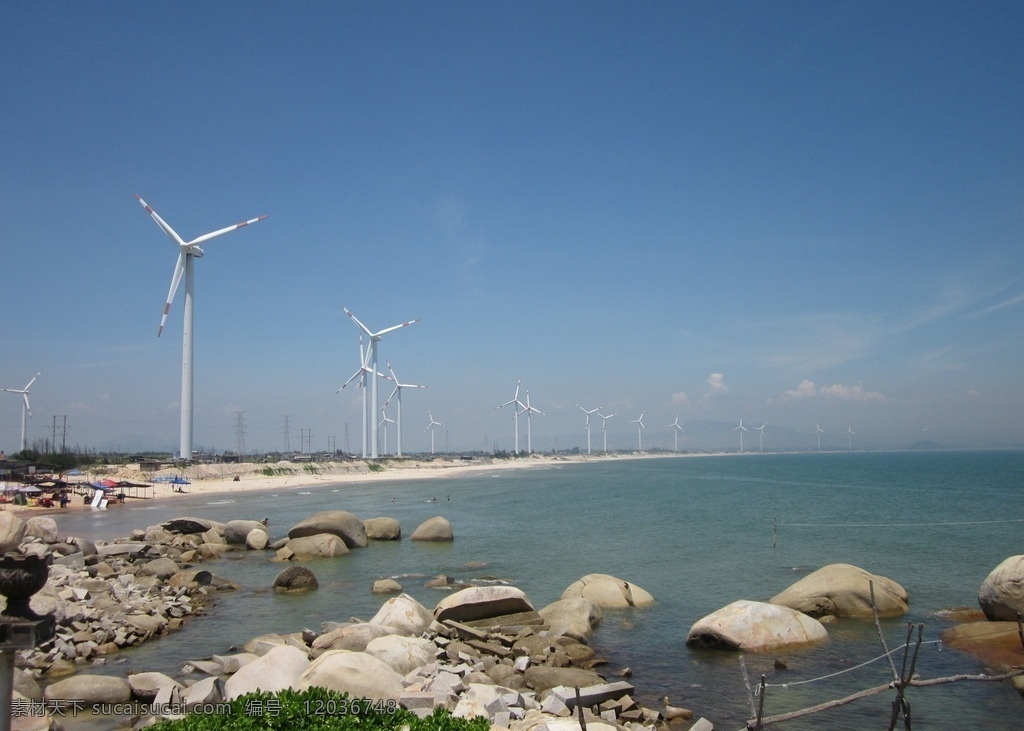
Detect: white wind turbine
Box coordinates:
(137, 195, 267, 461)
(425, 412, 444, 455)
(756, 423, 766, 453)
(337, 335, 381, 458)
(597, 411, 616, 452)
(735, 418, 748, 452)
(384, 361, 426, 458)
(815, 423, 825, 451)
(522, 390, 544, 454)
(846, 425, 855, 450)
(496, 379, 525, 454)
(577, 404, 602, 455)
(2, 371, 40, 453)
(378, 406, 395, 456)
(629, 411, 646, 451)
(342, 307, 419, 459)
(669, 415, 683, 452)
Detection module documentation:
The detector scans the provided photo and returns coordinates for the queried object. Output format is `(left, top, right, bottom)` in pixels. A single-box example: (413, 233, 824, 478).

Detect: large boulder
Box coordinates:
(539, 597, 603, 639)
(0, 512, 26, 552)
(288, 510, 367, 548)
(44, 674, 132, 704)
(978, 555, 1024, 621)
(434, 586, 534, 623)
(522, 666, 606, 692)
(273, 565, 319, 593)
(286, 534, 350, 559)
(365, 635, 437, 675)
(410, 516, 453, 541)
(364, 517, 401, 540)
(162, 517, 222, 535)
(312, 623, 400, 653)
(370, 594, 433, 635)
(24, 516, 59, 543)
(224, 645, 311, 701)
(560, 574, 655, 608)
(686, 600, 828, 652)
(127, 672, 182, 703)
(297, 650, 404, 702)
(770, 563, 908, 618)
(138, 557, 181, 580)
(224, 520, 268, 545)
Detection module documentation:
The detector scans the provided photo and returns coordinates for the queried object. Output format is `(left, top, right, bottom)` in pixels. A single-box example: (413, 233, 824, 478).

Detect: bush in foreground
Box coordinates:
(151, 688, 491, 731)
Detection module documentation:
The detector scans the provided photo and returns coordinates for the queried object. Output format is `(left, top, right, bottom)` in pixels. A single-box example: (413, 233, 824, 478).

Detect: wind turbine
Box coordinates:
(756, 424, 766, 453)
(522, 390, 544, 453)
(669, 415, 683, 452)
(496, 379, 525, 454)
(425, 412, 444, 455)
(137, 195, 267, 461)
(2, 371, 40, 452)
(629, 411, 646, 451)
(378, 406, 395, 456)
(384, 361, 426, 458)
(846, 425, 855, 450)
(577, 404, 602, 455)
(342, 307, 419, 459)
(597, 412, 616, 452)
(815, 423, 825, 451)
(337, 335, 381, 458)
(735, 418, 747, 452)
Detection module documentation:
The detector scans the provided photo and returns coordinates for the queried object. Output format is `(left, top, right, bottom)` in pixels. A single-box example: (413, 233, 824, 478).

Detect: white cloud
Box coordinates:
(703, 373, 728, 398)
(671, 391, 690, 407)
(819, 383, 886, 402)
(785, 379, 817, 398)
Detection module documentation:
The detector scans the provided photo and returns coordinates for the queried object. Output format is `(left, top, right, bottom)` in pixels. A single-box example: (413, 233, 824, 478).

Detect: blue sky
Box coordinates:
(2, 1, 1022, 455)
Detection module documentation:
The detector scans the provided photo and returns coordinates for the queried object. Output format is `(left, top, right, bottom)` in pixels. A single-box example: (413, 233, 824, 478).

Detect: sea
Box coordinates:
(37, 450, 1024, 730)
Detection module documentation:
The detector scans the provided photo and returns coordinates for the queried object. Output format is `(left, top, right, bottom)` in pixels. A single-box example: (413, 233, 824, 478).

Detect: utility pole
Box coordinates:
(282, 415, 291, 454)
(234, 411, 246, 458)
(343, 423, 350, 455)
(300, 428, 311, 454)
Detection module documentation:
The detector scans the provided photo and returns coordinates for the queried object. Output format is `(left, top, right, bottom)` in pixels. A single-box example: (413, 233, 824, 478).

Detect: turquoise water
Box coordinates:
(45, 451, 1024, 729)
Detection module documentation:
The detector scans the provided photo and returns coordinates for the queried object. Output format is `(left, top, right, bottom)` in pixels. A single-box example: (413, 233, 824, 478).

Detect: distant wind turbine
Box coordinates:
(378, 406, 395, 456)
(756, 423, 766, 453)
(669, 415, 683, 452)
(342, 306, 419, 459)
(629, 411, 646, 451)
(815, 423, 825, 451)
(847, 425, 855, 450)
(522, 390, 544, 454)
(384, 361, 426, 457)
(597, 411, 616, 452)
(577, 404, 602, 455)
(496, 379, 524, 454)
(337, 335, 381, 458)
(2, 371, 40, 452)
(425, 412, 444, 455)
(137, 195, 267, 460)
(735, 418, 748, 452)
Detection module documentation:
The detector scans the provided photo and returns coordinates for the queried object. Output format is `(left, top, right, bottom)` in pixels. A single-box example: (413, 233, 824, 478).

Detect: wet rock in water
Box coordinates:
(560, 573, 655, 608)
(434, 585, 534, 623)
(372, 578, 403, 594)
(224, 519, 268, 545)
(162, 517, 221, 535)
(245, 528, 269, 550)
(770, 563, 908, 618)
(410, 516, 454, 541)
(978, 555, 1024, 621)
(288, 510, 367, 548)
(687, 599, 828, 652)
(273, 565, 319, 592)
(364, 517, 401, 540)
(539, 596, 603, 639)
(286, 533, 350, 559)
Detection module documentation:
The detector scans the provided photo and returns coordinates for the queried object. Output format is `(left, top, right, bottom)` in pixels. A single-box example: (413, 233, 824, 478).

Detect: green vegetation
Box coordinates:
(302, 464, 320, 475)
(367, 463, 384, 472)
(150, 689, 490, 731)
(260, 466, 291, 477)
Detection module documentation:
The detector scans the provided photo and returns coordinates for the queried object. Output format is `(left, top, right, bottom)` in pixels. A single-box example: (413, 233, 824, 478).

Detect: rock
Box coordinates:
(243, 633, 290, 655)
(288, 510, 367, 548)
(24, 516, 59, 543)
(941, 621, 1024, 670)
(410, 516, 453, 541)
(137, 557, 181, 580)
(522, 666, 606, 692)
(372, 578, 403, 594)
(224, 520, 268, 545)
(312, 623, 399, 652)
(168, 569, 213, 588)
(364, 517, 401, 540)
(365, 635, 437, 675)
(273, 565, 319, 592)
(224, 645, 311, 700)
(0, 512, 27, 552)
(539, 597, 603, 639)
(686, 599, 828, 652)
(560, 574, 655, 608)
(127, 671, 181, 702)
(297, 650, 404, 701)
(286, 534, 350, 559)
(435, 586, 534, 623)
(770, 563, 909, 618)
(162, 517, 221, 535)
(43, 674, 132, 704)
(978, 555, 1024, 621)
(245, 529, 269, 550)
(370, 593, 433, 635)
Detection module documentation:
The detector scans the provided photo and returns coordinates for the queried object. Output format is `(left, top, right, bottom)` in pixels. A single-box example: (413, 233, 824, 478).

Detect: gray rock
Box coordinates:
(138, 557, 180, 580)
(224, 645, 311, 700)
(560, 574, 655, 608)
(434, 586, 534, 623)
(224, 520, 268, 545)
(539, 597, 603, 639)
(273, 565, 319, 592)
(24, 516, 59, 543)
(298, 650, 404, 702)
(770, 563, 908, 618)
(686, 599, 828, 651)
(410, 516, 453, 541)
(978, 555, 1024, 621)
(286, 534, 350, 559)
(288, 510, 367, 548)
(372, 578, 403, 594)
(365, 635, 437, 675)
(364, 517, 401, 540)
(245, 529, 269, 550)
(128, 671, 182, 702)
(311, 623, 398, 653)
(370, 593, 433, 635)
(0, 512, 26, 552)
(522, 666, 605, 692)
(162, 517, 221, 534)
(44, 674, 132, 704)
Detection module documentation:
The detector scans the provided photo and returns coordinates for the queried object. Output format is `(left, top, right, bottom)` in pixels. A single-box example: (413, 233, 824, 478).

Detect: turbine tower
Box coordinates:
(629, 411, 646, 451)
(735, 418, 747, 452)
(342, 307, 419, 459)
(577, 404, 601, 455)
(425, 412, 444, 455)
(378, 406, 395, 456)
(846, 425, 855, 450)
(669, 415, 683, 452)
(384, 361, 426, 458)
(597, 411, 616, 452)
(815, 423, 825, 451)
(137, 195, 267, 461)
(2, 371, 40, 453)
(496, 379, 525, 454)
(522, 390, 544, 454)
(756, 423, 766, 453)
(337, 335, 380, 458)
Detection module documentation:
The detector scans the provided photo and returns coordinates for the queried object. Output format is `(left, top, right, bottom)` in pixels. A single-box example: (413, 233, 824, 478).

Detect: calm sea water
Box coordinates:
(43, 451, 1024, 730)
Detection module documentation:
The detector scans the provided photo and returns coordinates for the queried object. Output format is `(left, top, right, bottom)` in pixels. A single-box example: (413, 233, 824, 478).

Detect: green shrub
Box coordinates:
(367, 463, 384, 472)
(151, 688, 490, 731)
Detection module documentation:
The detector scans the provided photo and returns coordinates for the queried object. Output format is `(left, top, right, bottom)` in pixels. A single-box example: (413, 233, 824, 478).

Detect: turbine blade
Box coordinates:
(375, 318, 421, 337)
(23, 393, 31, 416)
(338, 368, 363, 391)
(137, 194, 187, 247)
(187, 214, 268, 246)
(342, 307, 374, 338)
(159, 251, 186, 336)
(25, 371, 41, 389)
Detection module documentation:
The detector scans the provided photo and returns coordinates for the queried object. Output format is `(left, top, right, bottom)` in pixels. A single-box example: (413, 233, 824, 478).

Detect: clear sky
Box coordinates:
(2, 1, 1022, 455)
